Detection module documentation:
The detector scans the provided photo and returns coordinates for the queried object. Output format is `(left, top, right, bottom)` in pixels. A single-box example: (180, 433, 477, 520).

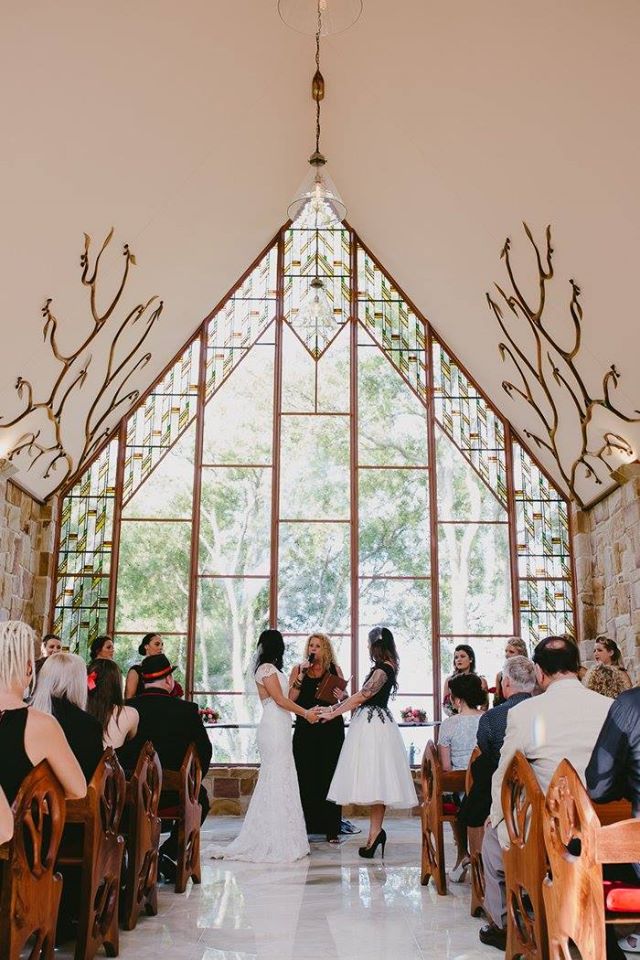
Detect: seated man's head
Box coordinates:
(140, 654, 176, 693)
(500, 655, 536, 700)
(532, 635, 580, 691)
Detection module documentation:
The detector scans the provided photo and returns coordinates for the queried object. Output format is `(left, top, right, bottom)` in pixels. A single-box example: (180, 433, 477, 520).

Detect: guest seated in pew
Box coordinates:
(116, 653, 212, 881)
(583, 662, 631, 700)
(86, 659, 139, 748)
(587, 687, 640, 957)
(0, 620, 86, 804)
(438, 674, 488, 882)
(0, 786, 13, 843)
(458, 656, 536, 832)
(479, 635, 612, 950)
(34, 632, 62, 677)
(32, 652, 104, 782)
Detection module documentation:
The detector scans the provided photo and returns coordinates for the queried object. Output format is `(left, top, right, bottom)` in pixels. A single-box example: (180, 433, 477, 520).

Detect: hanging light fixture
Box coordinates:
(295, 276, 337, 356)
(278, 0, 362, 36)
(287, 0, 347, 230)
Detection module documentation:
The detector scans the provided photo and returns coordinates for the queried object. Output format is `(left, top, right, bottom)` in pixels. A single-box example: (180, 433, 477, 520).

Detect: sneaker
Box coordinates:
(340, 819, 362, 835)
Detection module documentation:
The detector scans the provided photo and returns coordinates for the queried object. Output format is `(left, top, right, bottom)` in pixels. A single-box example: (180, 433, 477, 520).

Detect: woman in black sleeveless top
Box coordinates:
(289, 634, 345, 842)
(321, 627, 416, 858)
(0, 620, 86, 805)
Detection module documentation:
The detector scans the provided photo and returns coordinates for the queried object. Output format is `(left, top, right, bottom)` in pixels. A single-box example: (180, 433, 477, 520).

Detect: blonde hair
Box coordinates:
(31, 652, 88, 714)
(0, 620, 37, 693)
(505, 637, 528, 657)
(305, 633, 338, 674)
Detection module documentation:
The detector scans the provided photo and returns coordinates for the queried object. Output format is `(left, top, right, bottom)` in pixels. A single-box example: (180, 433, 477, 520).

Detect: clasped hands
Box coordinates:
(304, 705, 339, 724)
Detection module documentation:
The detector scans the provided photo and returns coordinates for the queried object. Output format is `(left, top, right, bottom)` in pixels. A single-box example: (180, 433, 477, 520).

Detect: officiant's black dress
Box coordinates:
(293, 668, 345, 840)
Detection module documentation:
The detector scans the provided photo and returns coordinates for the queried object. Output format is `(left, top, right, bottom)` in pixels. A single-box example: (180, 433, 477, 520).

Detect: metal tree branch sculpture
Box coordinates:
(0, 229, 163, 497)
(486, 223, 639, 508)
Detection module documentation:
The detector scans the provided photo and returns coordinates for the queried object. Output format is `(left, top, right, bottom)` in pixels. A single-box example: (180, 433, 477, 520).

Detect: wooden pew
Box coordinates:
(543, 759, 639, 960)
(501, 751, 548, 960)
(158, 744, 202, 894)
(465, 745, 485, 917)
(57, 749, 126, 960)
(0, 762, 65, 960)
(420, 740, 466, 893)
(120, 741, 162, 931)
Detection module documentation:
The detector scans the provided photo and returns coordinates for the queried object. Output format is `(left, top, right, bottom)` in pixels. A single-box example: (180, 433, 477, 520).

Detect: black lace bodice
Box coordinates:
(361, 662, 396, 708)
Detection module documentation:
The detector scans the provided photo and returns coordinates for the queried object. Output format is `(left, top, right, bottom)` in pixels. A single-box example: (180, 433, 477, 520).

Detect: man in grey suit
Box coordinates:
(479, 635, 611, 950)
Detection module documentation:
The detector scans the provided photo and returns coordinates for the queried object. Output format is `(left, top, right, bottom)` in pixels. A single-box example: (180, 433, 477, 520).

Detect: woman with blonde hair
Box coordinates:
(289, 633, 347, 842)
(493, 637, 528, 706)
(32, 651, 103, 781)
(0, 620, 86, 804)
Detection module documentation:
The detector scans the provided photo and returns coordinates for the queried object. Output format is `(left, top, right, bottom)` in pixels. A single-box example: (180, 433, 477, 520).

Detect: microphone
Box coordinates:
(308, 652, 315, 664)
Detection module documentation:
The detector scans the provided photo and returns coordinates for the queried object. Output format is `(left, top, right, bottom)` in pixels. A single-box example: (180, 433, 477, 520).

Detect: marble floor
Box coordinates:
(57, 818, 499, 960)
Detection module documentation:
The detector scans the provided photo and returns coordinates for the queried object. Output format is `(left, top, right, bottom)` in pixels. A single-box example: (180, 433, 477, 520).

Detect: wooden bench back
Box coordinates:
(60, 748, 126, 960)
(501, 750, 548, 960)
(420, 740, 466, 894)
(0, 761, 65, 960)
(160, 743, 202, 893)
(543, 759, 640, 960)
(465, 746, 485, 918)
(121, 741, 162, 930)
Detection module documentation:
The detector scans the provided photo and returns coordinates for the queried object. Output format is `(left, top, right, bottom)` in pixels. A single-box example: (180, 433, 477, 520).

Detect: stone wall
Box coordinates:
(575, 473, 640, 679)
(0, 473, 57, 637)
(202, 765, 422, 817)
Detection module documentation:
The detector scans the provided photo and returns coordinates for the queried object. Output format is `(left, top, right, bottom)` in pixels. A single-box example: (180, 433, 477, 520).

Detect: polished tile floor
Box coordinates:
(58, 818, 498, 959)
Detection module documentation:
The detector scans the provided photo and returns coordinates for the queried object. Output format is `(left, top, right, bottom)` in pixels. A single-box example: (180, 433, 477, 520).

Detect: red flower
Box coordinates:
(87, 670, 98, 692)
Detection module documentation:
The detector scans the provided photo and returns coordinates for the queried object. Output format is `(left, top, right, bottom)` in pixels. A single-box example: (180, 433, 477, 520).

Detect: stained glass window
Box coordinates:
(51, 220, 576, 763)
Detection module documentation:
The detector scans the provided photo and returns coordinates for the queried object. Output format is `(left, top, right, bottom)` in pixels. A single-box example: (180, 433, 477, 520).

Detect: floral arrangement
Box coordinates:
(199, 707, 220, 724)
(401, 706, 427, 724)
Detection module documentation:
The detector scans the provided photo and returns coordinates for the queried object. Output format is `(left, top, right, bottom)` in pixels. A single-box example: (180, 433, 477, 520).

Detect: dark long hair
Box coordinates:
(86, 659, 124, 734)
(368, 626, 399, 695)
(595, 635, 622, 666)
(255, 629, 284, 672)
(453, 643, 477, 674)
(89, 635, 112, 660)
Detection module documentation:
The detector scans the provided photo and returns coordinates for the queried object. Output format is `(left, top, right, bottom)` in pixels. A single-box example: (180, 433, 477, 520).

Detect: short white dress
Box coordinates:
(328, 663, 416, 809)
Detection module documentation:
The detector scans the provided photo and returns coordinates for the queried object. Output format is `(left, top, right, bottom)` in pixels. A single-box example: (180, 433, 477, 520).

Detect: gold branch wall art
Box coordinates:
(486, 223, 640, 509)
(0, 229, 163, 499)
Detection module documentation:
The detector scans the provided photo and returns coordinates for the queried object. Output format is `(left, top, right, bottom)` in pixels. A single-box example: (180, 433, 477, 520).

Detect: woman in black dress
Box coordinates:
(289, 633, 346, 843)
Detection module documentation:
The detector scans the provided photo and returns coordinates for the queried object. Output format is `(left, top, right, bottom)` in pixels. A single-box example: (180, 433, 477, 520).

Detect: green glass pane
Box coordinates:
(116, 520, 191, 632)
(316, 323, 350, 413)
(53, 575, 110, 656)
(519, 578, 574, 645)
(194, 577, 269, 691)
(438, 523, 512, 634)
(359, 468, 430, 576)
(122, 423, 195, 520)
(199, 467, 271, 576)
(279, 416, 350, 520)
(358, 336, 428, 466)
(278, 523, 350, 633)
(203, 343, 274, 465)
(358, 578, 432, 693)
(281, 324, 315, 412)
(436, 427, 506, 523)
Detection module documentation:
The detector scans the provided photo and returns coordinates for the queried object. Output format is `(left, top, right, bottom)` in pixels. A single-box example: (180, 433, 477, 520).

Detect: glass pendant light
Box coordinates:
(278, 0, 363, 36)
(286, 0, 347, 229)
(295, 277, 336, 355)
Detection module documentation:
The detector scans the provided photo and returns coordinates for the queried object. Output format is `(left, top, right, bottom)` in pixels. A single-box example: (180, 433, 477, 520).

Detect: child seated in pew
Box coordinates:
(438, 673, 488, 883)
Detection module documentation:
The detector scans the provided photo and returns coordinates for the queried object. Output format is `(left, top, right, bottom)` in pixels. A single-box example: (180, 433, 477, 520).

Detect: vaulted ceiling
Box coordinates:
(2, 0, 639, 505)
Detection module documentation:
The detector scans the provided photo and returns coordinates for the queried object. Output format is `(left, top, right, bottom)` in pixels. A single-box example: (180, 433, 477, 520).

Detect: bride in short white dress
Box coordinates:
(211, 632, 319, 862)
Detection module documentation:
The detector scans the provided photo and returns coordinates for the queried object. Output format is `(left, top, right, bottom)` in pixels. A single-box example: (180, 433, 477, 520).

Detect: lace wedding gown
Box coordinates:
(211, 664, 310, 862)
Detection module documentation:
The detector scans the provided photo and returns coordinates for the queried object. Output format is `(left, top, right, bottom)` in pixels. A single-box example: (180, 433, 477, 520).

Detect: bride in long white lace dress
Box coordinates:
(211, 630, 320, 862)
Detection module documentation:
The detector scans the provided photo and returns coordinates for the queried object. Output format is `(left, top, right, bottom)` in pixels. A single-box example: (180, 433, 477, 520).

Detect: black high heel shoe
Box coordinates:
(358, 828, 386, 859)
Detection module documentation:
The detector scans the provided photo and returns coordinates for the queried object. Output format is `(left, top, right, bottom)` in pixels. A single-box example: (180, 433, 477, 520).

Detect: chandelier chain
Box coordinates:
(315, 2, 322, 155)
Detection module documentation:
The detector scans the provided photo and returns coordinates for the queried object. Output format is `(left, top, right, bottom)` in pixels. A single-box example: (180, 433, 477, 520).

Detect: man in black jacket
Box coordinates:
(117, 654, 212, 877)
